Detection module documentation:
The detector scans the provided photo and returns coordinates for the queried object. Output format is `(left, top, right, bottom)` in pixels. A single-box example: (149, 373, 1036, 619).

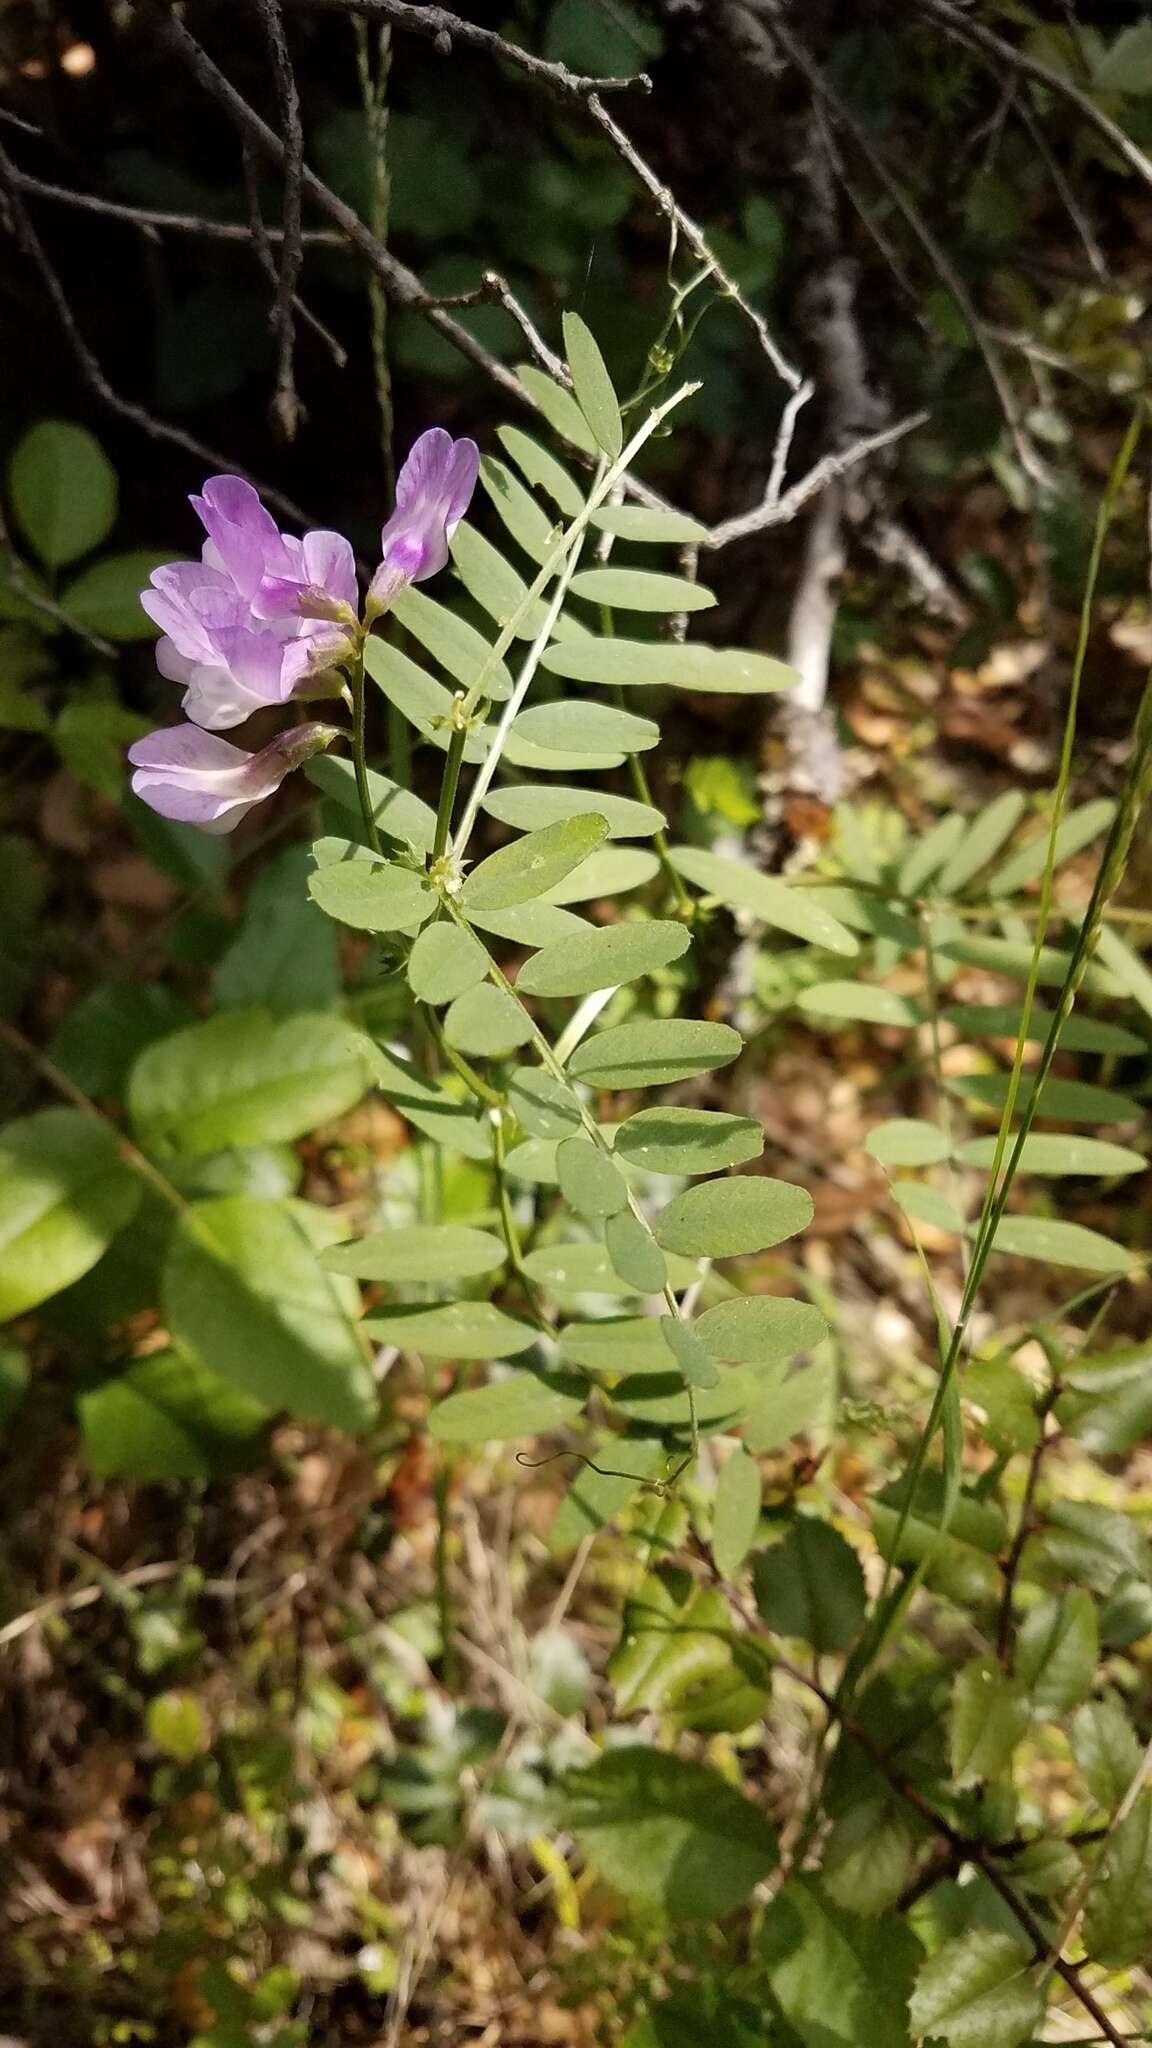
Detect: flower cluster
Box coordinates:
(129, 428, 479, 832)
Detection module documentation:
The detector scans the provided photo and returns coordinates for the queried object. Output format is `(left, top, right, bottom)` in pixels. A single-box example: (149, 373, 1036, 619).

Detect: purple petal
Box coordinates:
(128, 719, 338, 834)
(375, 429, 480, 593)
(301, 529, 358, 610)
(190, 475, 293, 599)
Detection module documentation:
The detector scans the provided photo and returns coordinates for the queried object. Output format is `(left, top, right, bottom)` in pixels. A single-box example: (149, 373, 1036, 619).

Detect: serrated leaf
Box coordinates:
(461, 813, 608, 910)
(759, 1878, 923, 2048)
(478, 454, 558, 565)
(908, 1932, 1042, 2048)
(569, 567, 715, 612)
(713, 1448, 762, 1577)
(164, 1196, 374, 1431)
(655, 1177, 813, 1258)
(937, 792, 1028, 895)
(799, 981, 922, 1027)
(391, 581, 513, 697)
(484, 782, 664, 837)
(129, 1009, 371, 1156)
(660, 1315, 720, 1388)
(308, 855, 436, 933)
(8, 419, 117, 567)
(752, 1518, 866, 1650)
(362, 1299, 536, 1358)
(542, 637, 798, 695)
(867, 1119, 950, 1168)
(516, 361, 598, 455)
(958, 1133, 1145, 1177)
(508, 1067, 584, 1140)
(407, 921, 490, 1004)
(604, 1210, 667, 1293)
(1070, 1697, 1142, 1810)
(1082, 1799, 1152, 1969)
(986, 798, 1116, 896)
(0, 1108, 141, 1319)
(568, 1018, 742, 1089)
(1058, 1344, 1152, 1455)
(556, 1135, 629, 1219)
(429, 1364, 587, 1441)
(496, 424, 584, 516)
(990, 1215, 1132, 1272)
(1040, 1498, 1151, 1596)
(513, 700, 658, 755)
(559, 1750, 778, 1920)
(609, 1570, 767, 1733)
(669, 846, 858, 955)
(518, 919, 690, 997)
(306, 754, 438, 851)
(320, 1224, 507, 1283)
(1016, 1590, 1098, 1715)
(820, 1799, 918, 1919)
(696, 1296, 827, 1364)
(615, 1107, 764, 1175)
(444, 982, 534, 1056)
(562, 310, 623, 458)
(951, 1658, 1029, 1787)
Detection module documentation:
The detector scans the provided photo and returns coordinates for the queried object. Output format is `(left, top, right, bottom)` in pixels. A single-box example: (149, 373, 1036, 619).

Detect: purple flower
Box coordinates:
(141, 477, 358, 731)
(128, 720, 339, 835)
(369, 429, 479, 612)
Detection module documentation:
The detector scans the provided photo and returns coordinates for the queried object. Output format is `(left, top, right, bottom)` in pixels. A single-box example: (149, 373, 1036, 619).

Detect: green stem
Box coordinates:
(349, 641, 383, 858)
(433, 723, 468, 862)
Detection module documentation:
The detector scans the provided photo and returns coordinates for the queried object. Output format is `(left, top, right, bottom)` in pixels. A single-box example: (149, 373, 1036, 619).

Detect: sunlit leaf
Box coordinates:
(363, 1299, 536, 1358)
(483, 782, 664, 837)
(444, 982, 534, 1056)
(542, 637, 797, 694)
(669, 846, 858, 954)
(513, 699, 659, 754)
(0, 1108, 140, 1319)
(518, 919, 691, 996)
(655, 1177, 812, 1258)
(568, 1018, 742, 1088)
(660, 1315, 720, 1388)
(308, 854, 436, 933)
(559, 1750, 778, 1920)
(461, 813, 608, 910)
(696, 1296, 827, 1364)
(799, 981, 922, 1027)
(429, 1364, 587, 1441)
(989, 1215, 1132, 1272)
(614, 1107, 764, 1175)
(866, 1119, 950, 1168)
(391, 582, 514, 696)
(569, 567, 716, 612)
(407, 921, 490, 1004)
(515, 361, 598, 455)
(950, 1657, 1028, 1787)
(321, 1224, 507, 1283)
(563, 309, 623, 458)
(712, 1448, 762, 1578)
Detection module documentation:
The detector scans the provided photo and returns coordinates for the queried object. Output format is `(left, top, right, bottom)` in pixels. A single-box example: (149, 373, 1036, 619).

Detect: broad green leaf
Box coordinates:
(1016, 1590, 1098, 1715)
(609, 1570, 768, 1732)
(569, 567, 715, 612)
(604, 1209, 667, 1293)
(505, 1136, 562, 1183)
(898, 811, 967, 895)
(989, 1215, 1132, 1272)
(909, 1933, 1042, 2048)
(8, 419, 118, 567)
(937, 792, 1027, 895)
(1039, 1498, 1151, 1596)
(1100, 1575, 1152, 1646)
(986, 798, 1116, 895)
(214, 846, 340, 1015)
(569, 1018, 742, 1088)
(615, 1107, 764, 1175)
(513, 700, 658, 755)
(496, 423, 584, 516)
(590, 505, 709, 543)
(1070, 1697, 1142, 1810)
(543, 845, 660, 903)
(308, 852, 436, 933)
(461, 814, 608, 910)
(609, 1365, 766, 1432)
(562, 310, 622, 459)
(366, 1041, 490, 1160)
(428, 1365, 586, 1441)
(548, 1434, 666, 1552)
(559, 1750, 778, 1920)
(320, 1224, 507, 1283)
(407, 921, 489, 1004)
(444, 982, 533, 1056)
(893, 1181, 966, 1234)
(712, 1448, 762, 1577)
(163, 1196, 374, 1430)
(669, 846, 858, 955)
(867, 1119, 950, 1168)
(306, 754, 438, 851)
(655, 1176, 812, 1258)
(516, 361, 598, 455)
(696, 1296, 827, 1364)
(478, 455, 557, 566)
(951, 1657, 1029, 1787)
(943, 1002, 1144, 1056)
(1082, 1800, 1152, 1969)
(518, 919, 690, 997)
(467, 899, 591, 946)
(799, 981, 922, 1027)
(508, 1067, 584, 1139)
(61, 548, 169, 639)
(560, 1315, 684, 1372)
(963, 1355, 1040, 1454)
(362, 1299, 536, 1358)
(752, 1518, 866, 1650)
(48, 983, 190, 1104)
(484, 782, 664, 837)
(542, 637, 798, 695)
(450, 519, 550, 637)
(1058, 1343, 1152, 1455)
(820, 1800, 918, 1919)
(0, 1108, 140, 1319)
(958, 1133, 1145, 1176)
(946, 1072, 1141, 1122)
(391, 581, 514, 696)
(744, 1359, 835, 1452)
(759, 1879, 923, 2048)
(660, 1315, 720, 1388)
(557, 1135, 629, 1218)
(129, 1009, 372, 1156)
(369, 638, 619, 771)
(80, 1348, 267, 1481)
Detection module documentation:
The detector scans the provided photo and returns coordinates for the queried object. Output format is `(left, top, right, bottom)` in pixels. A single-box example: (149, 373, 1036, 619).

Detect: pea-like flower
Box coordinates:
(368, 428, 479, 613)
(128, 721, 340, 835)
(142, 477, 358, 731)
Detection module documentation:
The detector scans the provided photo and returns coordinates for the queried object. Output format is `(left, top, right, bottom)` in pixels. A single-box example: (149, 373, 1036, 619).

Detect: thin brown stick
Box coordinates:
(7, 165, 341, 242)
(996, 1385, 1060, 1663)
(256, 0, 306, 438)
(240, 140, 347, 368)
(705, 410, 928, 549)
(285, 0, 651, 100)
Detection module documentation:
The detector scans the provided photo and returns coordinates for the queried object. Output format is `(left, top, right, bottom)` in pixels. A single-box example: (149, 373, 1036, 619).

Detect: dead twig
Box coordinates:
(240, 140, 347, 369)
(6, 165, 341, 242)
(286, 0, 652, 101)
(705, 410, 928, 550)
(256, 0, 307, 438)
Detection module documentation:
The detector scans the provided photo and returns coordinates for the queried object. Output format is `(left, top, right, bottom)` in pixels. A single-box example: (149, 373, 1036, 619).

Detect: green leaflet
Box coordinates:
(0, 1108, 141, 1320)
(515, 361, 598, 455)
(568, 1018, 742, 1088)
(799, 981, 923, 1027)
(660, 1316, 720, 1389)
(654, 1176, 813, 1258)
(568, 567, 716, 612)
(444, 984, 534, 1056)
(460, 813, 608, 910)
(590, 505, 709, 543)
(362, 1300, 536, 1358)
(541, 637, 798, 694)
(517, 920, 691, 997)
(543, 846, 660, 903)
(908, 1932, 1043, 2048)
(712, 1448, 762, 1578)
(957, 1133, 1145, 1176)
(614, 1107, 764, 1175)
(483, 783, 665, 837)
(556, 1136, 629, 1219)
(669, 845, 859, 955)
(989, 1215, 1132, 1272)
(478, 455, 557, 566)
(428, 1366, 587, 1442)
(308, 854, 436, 934)
(507, 1067, 584, 1139)
(307, 755, 439, 851)
(866, 1119, 950, 1168)
(562, 310, 622, 459)
(936, 791, 1027, 895)
(496, 424, 584, 516)
(512, 700, 659, 756)
(406, 921, 490, 1004)
(320, 1225, 507, 1284)
(950, 1657, 1028, 1787)
(696, 1296, 827, 1364)
(391, 580, 515, 695)
(604, 1209, 668, 1293)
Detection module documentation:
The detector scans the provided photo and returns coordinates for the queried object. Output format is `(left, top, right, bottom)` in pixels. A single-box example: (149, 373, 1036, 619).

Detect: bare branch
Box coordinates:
(285, 0, 652, 100)
(256, 0, 307, 438)
(480, 269, 567, 382)
(705, 409, 928, 549)
(6, 165, 341, 243)
(240, 141, 347, 368)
